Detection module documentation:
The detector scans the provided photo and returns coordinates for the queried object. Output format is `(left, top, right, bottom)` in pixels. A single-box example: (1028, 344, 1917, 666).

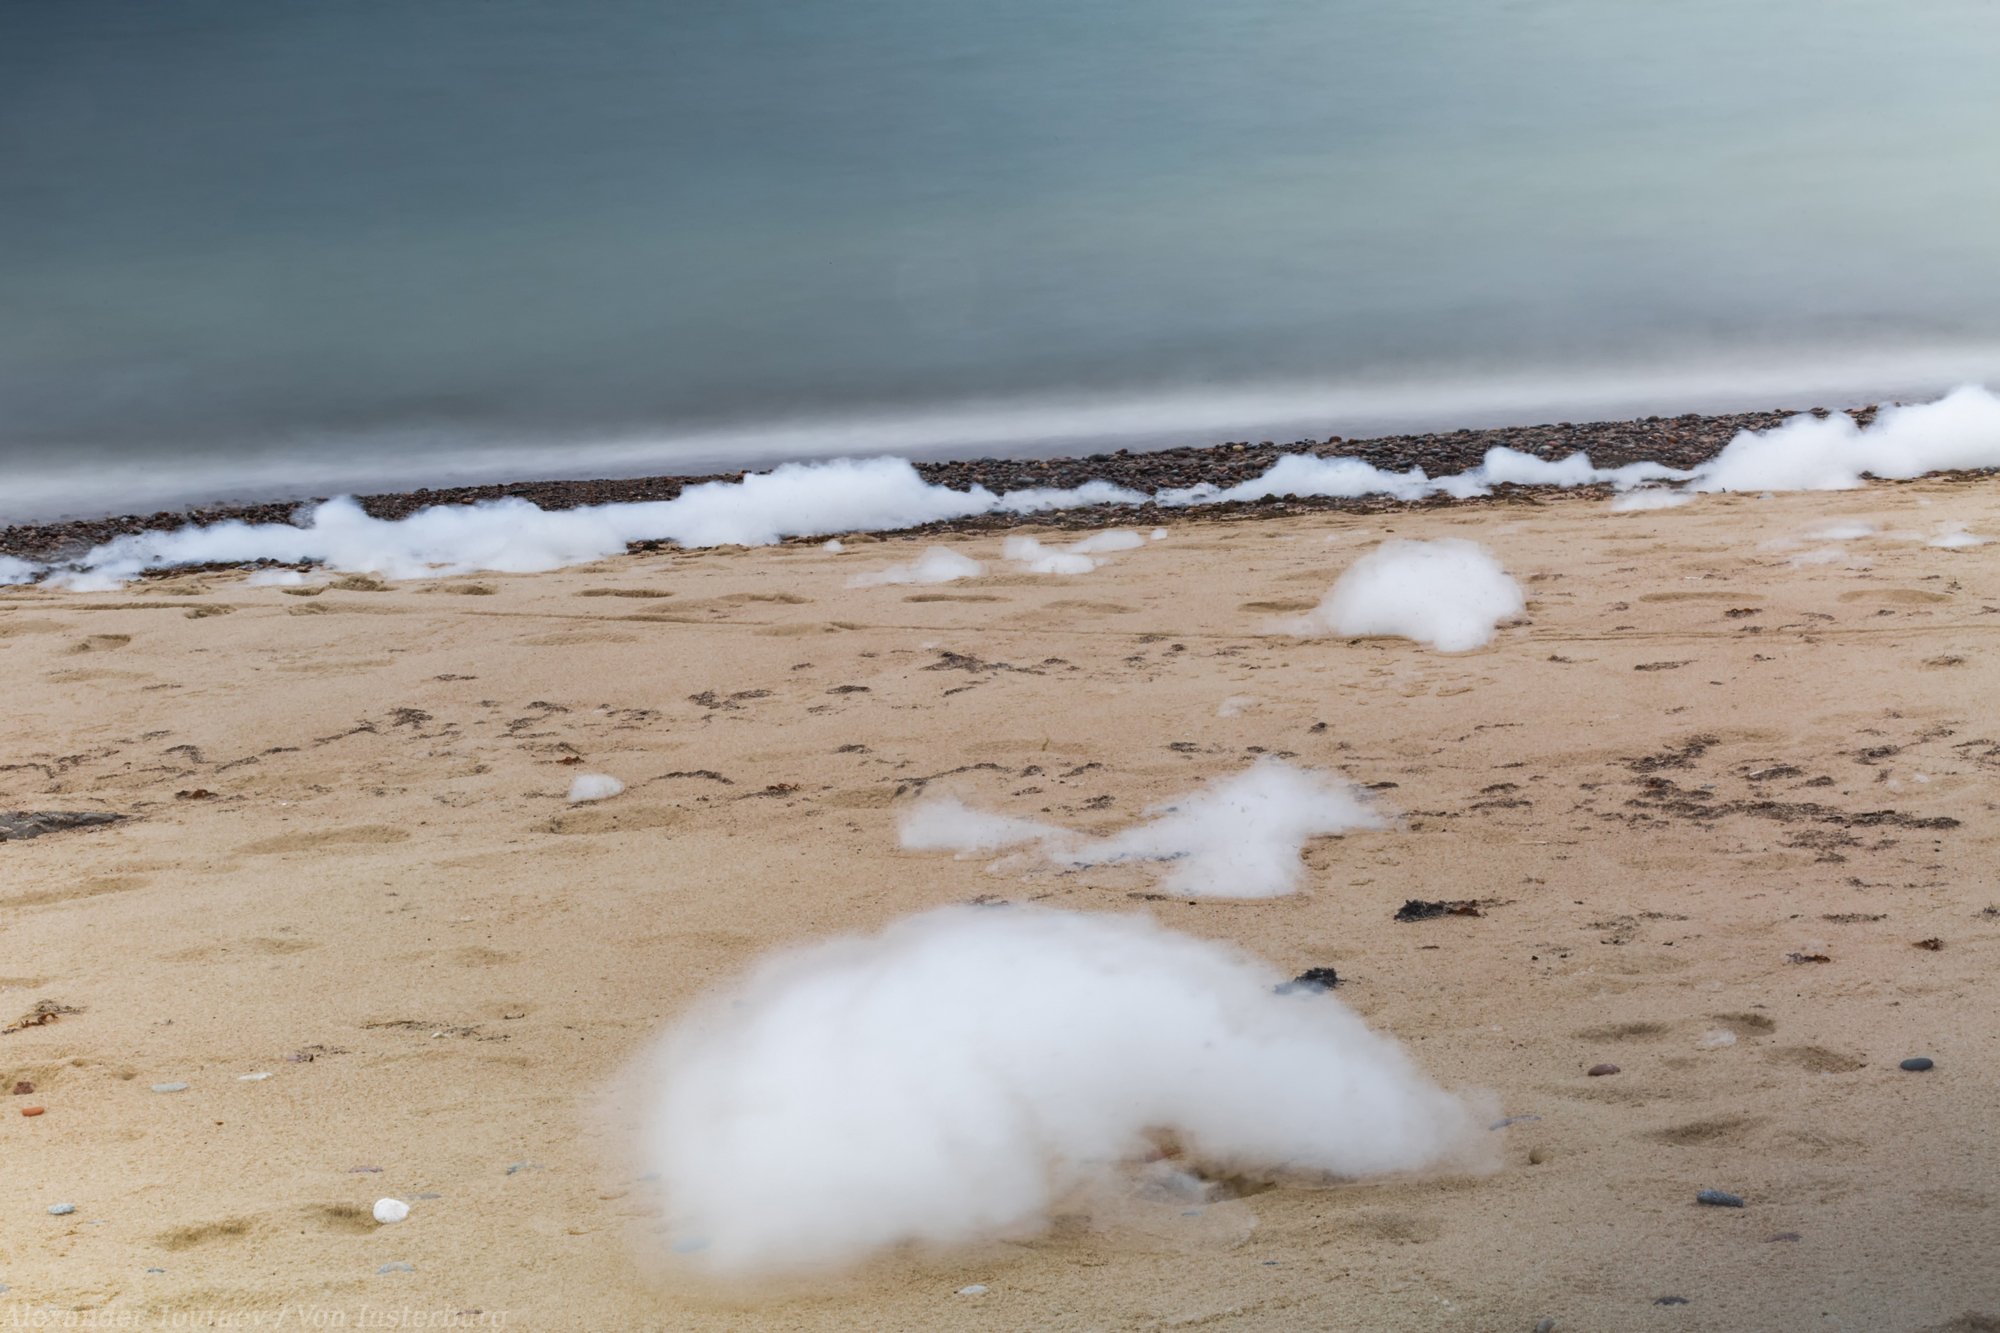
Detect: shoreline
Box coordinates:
(0, 405, 1851, 562)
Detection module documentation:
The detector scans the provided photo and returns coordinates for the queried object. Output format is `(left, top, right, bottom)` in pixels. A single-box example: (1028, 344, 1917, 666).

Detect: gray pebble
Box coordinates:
(1900, 1057, 1934, 1072)
(1654, 1296, 1689, 1306)
(505, 1161, 543, 1175)
(151, 1082, 189, 1094)
(1535, 1320, 1557, 1333)
(47, 1203, 76, 1216)
(1696, 1189, 1745, 1208)
(377, 1261, 415, 1275)
(147, 1268, 166, 1274)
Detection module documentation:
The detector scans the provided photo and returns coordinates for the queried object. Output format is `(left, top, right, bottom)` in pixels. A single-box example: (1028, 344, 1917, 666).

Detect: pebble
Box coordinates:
(373, 1198, 410, 1225)
(1697, 1029, 1737, 1049)
(147, 1268, 166, 1274)
(1654, 1296, 1689, 1306)
(21, 1106, 45, 1117)
(1696, 1189, 1745, 1208)
(151, 1082, 189, 1094)
(48, 1203, 76, 1216)
(1900, 1057, 1934, 1072)
(1535, 1320, 1557, 1333)
(506, 1161, 543, 1175)
(377, 1261, 415, 1275)
(12, 1080, 34, 1095)
(238, 1072, 272, 1082)
(957, 1285, 988, 1296)
(1587, 1063, 1620, 1077)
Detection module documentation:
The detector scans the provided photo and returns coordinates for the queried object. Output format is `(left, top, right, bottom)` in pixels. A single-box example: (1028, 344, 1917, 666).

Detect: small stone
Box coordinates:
(377, 1261, 415, 1275)
(48, 1203, 77, 1216)
(1654, 1296, 1689, 1306)
(506, 1161, 543, 1175)
(1900, 1057, 1934, 1072)
(238, 1072, 272, 1082)
(12, 1080, 33, 1095)
(1535, 1320, 1557, 1333)
(957, 1285, 988, 1296)
(373, 1198, 410, 1224)
(1765, 1232, 1802, 1243)
(1696, 1189, 1745, 1208)
(147, 1268, 166, 1274)
(1587, 1063, 1620, 1077)
(22, 1106, 45, 1117)
(151, 1082, 189, 1094)
(1697, 1029, 1737, 1049)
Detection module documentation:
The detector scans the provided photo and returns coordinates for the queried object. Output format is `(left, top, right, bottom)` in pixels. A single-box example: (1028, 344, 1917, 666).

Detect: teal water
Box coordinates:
(5, 1, 1999, 515)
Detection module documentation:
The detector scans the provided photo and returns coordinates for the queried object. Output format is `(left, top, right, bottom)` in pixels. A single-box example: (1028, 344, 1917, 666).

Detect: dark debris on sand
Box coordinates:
(0, 407, 1870, 564)
(0, 811, 124, 842)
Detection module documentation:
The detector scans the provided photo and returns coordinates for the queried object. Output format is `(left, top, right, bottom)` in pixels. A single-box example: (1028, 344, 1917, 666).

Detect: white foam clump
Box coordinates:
(1803, 522, 1876, 541)
(567, 773, 625, 803)
(0, 555, 43, 586)
(1929, 526, 1991, 549)
(1697, 385, 2000, 491)
(1289, 539, 1525, 652)
(897, 797, 1061, 856)
(846, 547, 982, 587)
(643, 905, 1486, 1274)
(1609, 488, 1695, 512)
(900, 759, 1384, 898)
(1003, 529, 1147, 574)
(244, 568, 309, 586)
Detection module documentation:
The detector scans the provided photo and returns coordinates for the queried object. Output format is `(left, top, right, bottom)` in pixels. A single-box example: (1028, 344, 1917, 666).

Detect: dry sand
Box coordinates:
(3, 481, 1998, 1331)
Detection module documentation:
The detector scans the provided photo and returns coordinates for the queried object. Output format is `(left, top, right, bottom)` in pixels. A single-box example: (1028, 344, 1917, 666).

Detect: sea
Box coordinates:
(5, 0, 2000, 519)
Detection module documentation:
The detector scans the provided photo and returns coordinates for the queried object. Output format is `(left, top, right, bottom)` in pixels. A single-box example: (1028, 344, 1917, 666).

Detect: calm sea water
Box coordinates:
(5, 1, 2000, 517)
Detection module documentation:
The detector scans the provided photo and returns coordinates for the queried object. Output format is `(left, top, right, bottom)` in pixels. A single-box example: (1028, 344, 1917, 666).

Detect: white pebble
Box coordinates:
(373, 1198, 410, 1225)
(957, 1284, 988, 1296)
(151, 1082, 189, 1093)
(1697, 1029, 1738, 1049)
(237, 1072, 272, 1082)
(566, 773, 625, 803)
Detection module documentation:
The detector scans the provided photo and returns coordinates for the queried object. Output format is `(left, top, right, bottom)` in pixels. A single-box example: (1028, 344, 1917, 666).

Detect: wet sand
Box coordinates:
(3, 476, 1997, 1331)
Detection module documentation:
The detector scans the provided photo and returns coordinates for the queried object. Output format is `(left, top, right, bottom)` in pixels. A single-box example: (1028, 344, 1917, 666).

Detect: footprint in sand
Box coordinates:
(236, 826, 410, 855)
(1763, 1045, 1867, 1073)
(7, 874, 150, 910)
(1644, 1115, 1761, 1146)
(156, 1218, 257, 1251)
(65, 633, 132, 653)
(1837, 588, 1951, 605)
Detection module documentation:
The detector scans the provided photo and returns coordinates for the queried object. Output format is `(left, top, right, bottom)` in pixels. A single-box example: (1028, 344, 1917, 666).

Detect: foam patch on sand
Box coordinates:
(846, 547, 982, 587)
(567, 774, 626, 803)
(1003, 529, 1148, 574)
(897, 797, 1063, 856)
(900, 760, 1384, 898)
(1695, 385, 2000, 492)
(642, 905, 1487, 1274)
(1929, 526, 1992, 549)
(1288, 539, 1525, 652)
(15, 386, 2000, 588)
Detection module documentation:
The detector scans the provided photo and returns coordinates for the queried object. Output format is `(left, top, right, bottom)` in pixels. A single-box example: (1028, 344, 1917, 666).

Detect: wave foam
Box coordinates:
(9, 386, 2000, 589)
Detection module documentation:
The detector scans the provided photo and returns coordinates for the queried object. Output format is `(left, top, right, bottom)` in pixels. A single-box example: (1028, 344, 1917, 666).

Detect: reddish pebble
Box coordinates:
(22, 1106, 46, 1117)
(11, 1081, 33, 1096)
(1587, 1063, 1621, 1077)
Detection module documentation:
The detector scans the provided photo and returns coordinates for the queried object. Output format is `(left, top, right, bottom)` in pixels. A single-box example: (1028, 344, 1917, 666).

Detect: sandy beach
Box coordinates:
(4, 477, 1998, 1331)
